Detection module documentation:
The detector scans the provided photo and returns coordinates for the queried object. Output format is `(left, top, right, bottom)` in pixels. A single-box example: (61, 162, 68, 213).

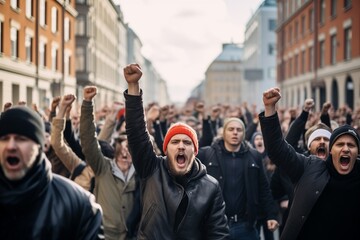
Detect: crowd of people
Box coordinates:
(1, 63, 360, 239)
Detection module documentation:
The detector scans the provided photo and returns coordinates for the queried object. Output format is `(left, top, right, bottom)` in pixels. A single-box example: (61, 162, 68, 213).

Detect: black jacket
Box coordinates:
(125, 91, 229, 240)
(0, 155, 103, 240)
(197, 139, 279, 227)
(260, 112, 360, 240)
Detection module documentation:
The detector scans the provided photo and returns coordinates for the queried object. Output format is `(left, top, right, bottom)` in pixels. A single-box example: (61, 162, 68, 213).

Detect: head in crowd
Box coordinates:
(223, 117, 245, 151)
(163, 122, 198, 176)
(114, 134, 132, 175)
(44, 121, 52, 153)
(0, 107, 45, 181)
(251, 131, 265, 154)
(305, 123, 332, 160)
(328, 124, 360, 175)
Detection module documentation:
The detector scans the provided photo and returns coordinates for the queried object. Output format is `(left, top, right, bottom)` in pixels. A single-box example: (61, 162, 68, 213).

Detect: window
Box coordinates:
(331, 35, 337, 64)
(39, 40, 46, 67)
(289, 26, 292, 44)
(309, 8, 314, 32)
(331, 0, 337, 17)
(64, 17, 70, 41)
(294, 54, 299, 76)
(25, 34, 33, 63)
(0, 21, 3, 53)
(10, 0, 18, 9)
(309, 46, 314, 71)
(10, 27, 18, 58)
(319, 0, 325, 25)
(289, 57, 292, 77)
(301, 15, 306, 36)
(26, 0, 33, 18)
(51, 7, 58, 33)
(301, 50, 306, 73)
(51, 46, 58, 71)
(64, 53, 71, 76)
(269, 19, 276, 31)
(268, 43, 276, 55)
(76, 47, 85, 71)
(344, 0, 352, 9)
(40, 0, 46, 26)
(76, 15, 85, 35)
(319, 40, 325, 68)
(344, 27, 352, 60)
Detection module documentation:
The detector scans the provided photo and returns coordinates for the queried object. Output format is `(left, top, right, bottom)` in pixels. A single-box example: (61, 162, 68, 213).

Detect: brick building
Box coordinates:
(0, 0, 77, 110)
(276, 0, 359, 111)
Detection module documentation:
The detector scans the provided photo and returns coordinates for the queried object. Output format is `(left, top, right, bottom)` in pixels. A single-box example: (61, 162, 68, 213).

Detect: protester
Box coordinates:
(80, 86, 139, 240)
(0, 106, 103, 239)
(51, 94, 96, 191)
(271, 99, 332, 235)
(124, 63, 229, 239)
(197, 117, 279, 240)
(260, 87, 360, 240)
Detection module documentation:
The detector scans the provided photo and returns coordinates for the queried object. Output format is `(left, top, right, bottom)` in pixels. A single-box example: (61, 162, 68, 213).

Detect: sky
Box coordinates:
(116, 0, 263, 103)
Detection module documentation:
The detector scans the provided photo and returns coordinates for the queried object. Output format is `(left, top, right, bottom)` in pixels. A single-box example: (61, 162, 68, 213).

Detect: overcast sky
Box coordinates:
(116, 0, 263, 103)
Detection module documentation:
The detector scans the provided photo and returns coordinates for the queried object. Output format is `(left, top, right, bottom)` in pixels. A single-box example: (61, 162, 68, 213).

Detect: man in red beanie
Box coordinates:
(123, 63, 229, 239)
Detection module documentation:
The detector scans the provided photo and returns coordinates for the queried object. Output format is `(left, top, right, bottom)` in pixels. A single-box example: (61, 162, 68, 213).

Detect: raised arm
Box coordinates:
(51, 94, 83, 174)
(80, 86, 108, 175)
(124, 64, 159, 178)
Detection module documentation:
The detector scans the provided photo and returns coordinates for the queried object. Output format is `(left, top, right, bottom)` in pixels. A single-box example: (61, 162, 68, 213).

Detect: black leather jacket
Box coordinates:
(125, 91, 229, 240)
(0, 155, 103, 240)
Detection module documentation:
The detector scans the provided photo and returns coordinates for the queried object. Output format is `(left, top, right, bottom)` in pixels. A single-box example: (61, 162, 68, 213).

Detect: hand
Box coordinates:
(51, 96, 61, 111)
(320, 101, 330, 114)
(3, 102, 12, 112)
(123, 63, 142, 84)
(267, 219, 279, 232)
(147, 104, 160, 121)
(263, 87, 281, 117)
(83, 86, 97, 101)
(303, 98, 314, 112)
(61, 94, 76, 108)
(57, 94, 76, 118)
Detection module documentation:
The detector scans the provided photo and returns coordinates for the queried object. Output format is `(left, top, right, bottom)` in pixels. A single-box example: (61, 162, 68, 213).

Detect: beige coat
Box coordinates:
(80, 100, 137, 240)
(51, 118, 95, 191)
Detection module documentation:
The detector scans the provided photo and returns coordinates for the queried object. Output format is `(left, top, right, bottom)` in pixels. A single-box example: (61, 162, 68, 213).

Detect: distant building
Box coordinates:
(0, 0, 77, 110)
(204, 43, 243, 106)
(75, 0, 123, 109)
(276, 0, 360, 110)
(242, 0, 277, 110)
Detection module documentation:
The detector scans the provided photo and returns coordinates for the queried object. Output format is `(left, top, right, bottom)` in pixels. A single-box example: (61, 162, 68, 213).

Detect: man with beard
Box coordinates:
(0, 106, 103, 239)
(123, 63, 229, 239)
(271, 116, 332, 235)
(261, 87, 360, 240)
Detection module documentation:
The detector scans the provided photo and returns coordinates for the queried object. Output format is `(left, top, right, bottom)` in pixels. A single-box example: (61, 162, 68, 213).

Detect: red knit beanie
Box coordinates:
(163, 122, 199, 155)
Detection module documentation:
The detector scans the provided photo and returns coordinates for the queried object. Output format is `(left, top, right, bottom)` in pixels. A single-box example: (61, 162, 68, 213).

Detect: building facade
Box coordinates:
(0, 0, 77, 110)
(276, 0, 360, 110)
(204, 43, 243, 106)
(75, 0, 122, 109)
(242, 0, 277, 110)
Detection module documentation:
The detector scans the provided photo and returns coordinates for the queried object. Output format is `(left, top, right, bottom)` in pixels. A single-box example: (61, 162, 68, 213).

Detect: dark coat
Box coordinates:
(0, 155, 103, 240)
(125, 91, 229, 240)
(197, 139, 279, 227)
(259, 112, 360, 240)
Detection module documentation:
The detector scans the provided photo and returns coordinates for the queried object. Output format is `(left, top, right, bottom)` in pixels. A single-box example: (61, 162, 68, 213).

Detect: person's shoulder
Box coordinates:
(202, 173, 221, 188)
(51, 174, 93, 199)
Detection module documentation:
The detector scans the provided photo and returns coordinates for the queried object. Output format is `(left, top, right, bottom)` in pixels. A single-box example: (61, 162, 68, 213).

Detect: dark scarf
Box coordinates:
(298, 157, 360, 240)
(0, 154, 51, 210)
